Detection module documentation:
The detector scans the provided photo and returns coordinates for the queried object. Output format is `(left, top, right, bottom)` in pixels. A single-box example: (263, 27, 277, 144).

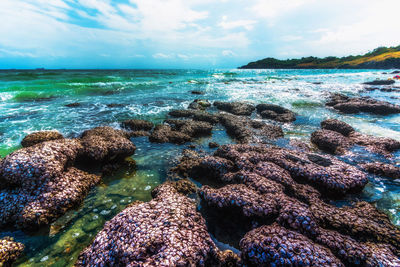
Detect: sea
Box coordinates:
(0, 69, 399, 266)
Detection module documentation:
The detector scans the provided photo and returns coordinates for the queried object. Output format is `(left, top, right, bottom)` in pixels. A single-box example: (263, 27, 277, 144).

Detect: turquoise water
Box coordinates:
(0, 69, 399, 266)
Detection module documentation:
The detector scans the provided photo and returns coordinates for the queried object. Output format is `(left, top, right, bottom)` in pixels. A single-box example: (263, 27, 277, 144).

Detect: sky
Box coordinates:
(0, 0, 400, 69)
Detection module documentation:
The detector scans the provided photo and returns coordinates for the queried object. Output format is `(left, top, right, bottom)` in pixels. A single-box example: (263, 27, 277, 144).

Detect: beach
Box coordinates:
(1, 68, 400, 266)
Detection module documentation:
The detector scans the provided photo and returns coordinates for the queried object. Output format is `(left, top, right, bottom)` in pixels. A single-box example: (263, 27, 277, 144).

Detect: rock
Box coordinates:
(214, 101, 255, 116)
(127, 130, 150, 137)
(188, 99, 211, 110)
(121, 119, 154, 131)
(209, 142, 219, 148)
(21, 130, 64, 147)
(76, 181, 239, 266)
(0, 139, 101, 229)
(361, 162, 400, 179)
(363, 80, 395, 85)
(168, 109, 197, 118)
(256, 103, 296, 122)
(240, 224, 343, 266)
(165, 119, 213, 137)
(0, 237, 24, 265)
(106, 103, 125, 108)
(80, 126, 136, 162)
(391, 70, 400, 74)
(311, 129, 351, 154)
(321, 119, 354, 136)
(218, 113, 252, 143)
(168, 109, 219, 124)
(149, 124, 192, 144)
(311, 120, 400, 156)
(326, 93, 400, 115)
(191, 90, 205, 95)
(65, 102, 81, 107)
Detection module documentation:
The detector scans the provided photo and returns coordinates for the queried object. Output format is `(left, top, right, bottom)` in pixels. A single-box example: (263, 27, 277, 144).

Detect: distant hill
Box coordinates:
(239, 46, 400, 69)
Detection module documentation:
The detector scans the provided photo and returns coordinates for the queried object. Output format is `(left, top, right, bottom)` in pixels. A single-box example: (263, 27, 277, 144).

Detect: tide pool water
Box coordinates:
(0, 69, 399, 266)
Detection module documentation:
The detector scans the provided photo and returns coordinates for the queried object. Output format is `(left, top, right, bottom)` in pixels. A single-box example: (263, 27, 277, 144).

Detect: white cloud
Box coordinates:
(251, 0, 314, 20)
(153, 53, 173, 59)
(218, 16, 256, 31)
(222, 50, 235, 57)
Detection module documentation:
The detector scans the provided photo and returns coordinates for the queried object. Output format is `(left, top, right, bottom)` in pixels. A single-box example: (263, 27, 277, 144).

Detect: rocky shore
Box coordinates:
(1, 94, 400, 266)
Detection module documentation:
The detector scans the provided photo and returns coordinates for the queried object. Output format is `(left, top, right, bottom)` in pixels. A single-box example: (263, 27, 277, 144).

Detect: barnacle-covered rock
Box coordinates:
(121, 119, 154, 131)
(214, 101, 255, 116)
(256, 103, 296, 122)
(0, 237, 24, 265)
(80, 126, 136, 162)
(149, 124, 192, 144)
(312, 120, 400, 156)
(326, 93, 400, 115)
(240, 224, 343, 266)
(165, 119, 213, 137)
(321, 119, 354, 136)
(200, 184, 279, 218)
(0, 139, 101, 229)
(311, 201, 400, 250)
(311, 129, 351, 154)
(76, 182, 238, 266)
(316, 228, 400, 266)
(21, 130, 64, 147)
(361, 162, 400, 179)
(188, 99, 211, 110)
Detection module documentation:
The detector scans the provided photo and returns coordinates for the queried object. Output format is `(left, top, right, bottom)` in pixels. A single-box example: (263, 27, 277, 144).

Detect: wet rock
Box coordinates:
(76, 181, 239, 266)
(0, 237, 24, 265)
(168, 109, 219, 124)
(256, 103, 296, 122)
(65, 102, 81, 107)
(149, 124, 192, 144)
(200, 184, 279, 218)
(326, 93, 400, 115)
(321, 119, 354, 136)
(80, 126, 136, 162)
(21, 130, 64, 147)
(168, 109, 197, 118)
(311, 201, 400, 250)
(0, 139, 101, 228)
(165, 119, 213, 137)
(191, 90, 205, 95)
(214, 101, 255, 116)
(363, 80, 395, 85)
(361, 162, 400, 179)
(127, 130, 150, 137)
(240, 224, 343, 266)
(121, 119, 154, 131)
(188, 99, 211, 110)
(209, 142, 219, 148)
(106, 103, 125, 108)
(391, 70, 400, 74)
(311, 129, 351, 154)
(311, 120, 400, 156)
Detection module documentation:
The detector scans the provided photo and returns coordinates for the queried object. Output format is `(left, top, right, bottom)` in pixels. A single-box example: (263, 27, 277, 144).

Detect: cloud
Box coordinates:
(153, 53, 173, 59)
(251, 0, 314, 20)
(218, 16, 256, 31)
(222, 50, 235, 57)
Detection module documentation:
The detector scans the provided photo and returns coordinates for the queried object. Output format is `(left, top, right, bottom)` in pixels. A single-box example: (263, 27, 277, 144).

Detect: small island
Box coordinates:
(240, 45, 400, 69)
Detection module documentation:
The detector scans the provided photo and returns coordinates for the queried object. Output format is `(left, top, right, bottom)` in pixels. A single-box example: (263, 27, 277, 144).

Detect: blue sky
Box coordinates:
(1, 0, 399, 69)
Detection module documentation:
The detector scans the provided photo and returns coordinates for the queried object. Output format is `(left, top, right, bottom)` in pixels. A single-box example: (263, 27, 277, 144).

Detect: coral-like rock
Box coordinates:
(80, 126, 136, 162)
(321, 119, 354, 136)
(122, 119, 154, 131)
(21, 130, 64, 147)
(76, 182, 239, 266)
(214, 101, 255, 116)
(256, 103, 296, 122)
(311, 129, 351, 154)
(361, 162, 400, 179)
(240, 224, 343, 266)
(0, 237, 24, 265)
(326, 93, 400, 115)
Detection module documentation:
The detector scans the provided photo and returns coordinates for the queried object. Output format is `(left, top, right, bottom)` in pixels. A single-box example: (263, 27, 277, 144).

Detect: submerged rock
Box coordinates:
(188, 99, 211, 110)
(149, 124, 192, 144)
(214, 101, 255, 116)
(0, 237, 24, 265)
(363, 80, 395, 85)
(21, 130, 64, 147)
(168, 109, 219, 124)
(256, 103, 296, 122)
(312, 119, 400, 156)
(65, 102, 81, 107)
(326, 93, 400, 115)
(76, 181, 240, 266)
(121, 119, 154, 131)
